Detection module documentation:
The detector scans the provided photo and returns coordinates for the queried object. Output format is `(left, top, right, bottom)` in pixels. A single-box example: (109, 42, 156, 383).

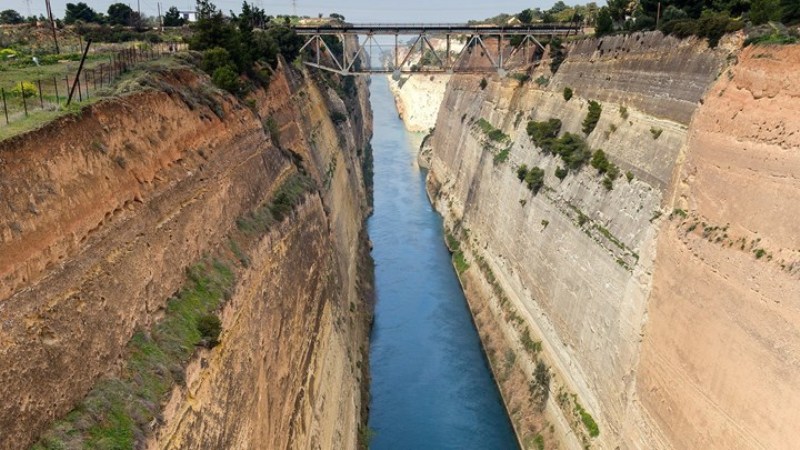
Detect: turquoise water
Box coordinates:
(366, 76, 518, 450)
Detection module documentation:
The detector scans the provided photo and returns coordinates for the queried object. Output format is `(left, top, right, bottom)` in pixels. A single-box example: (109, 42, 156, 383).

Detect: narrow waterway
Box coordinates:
(366, 76, 517, 449)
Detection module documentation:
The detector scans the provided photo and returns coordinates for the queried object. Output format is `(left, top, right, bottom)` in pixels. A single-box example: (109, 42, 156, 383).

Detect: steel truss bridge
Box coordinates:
(293, 23, 578, 75)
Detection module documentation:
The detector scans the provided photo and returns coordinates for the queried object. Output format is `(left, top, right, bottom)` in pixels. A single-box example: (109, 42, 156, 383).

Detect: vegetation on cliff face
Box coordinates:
(33, 260, 235, 450)
(581, 101, 602, 136)
(524, 111, 630, 192)
(32, 169, 317, 449)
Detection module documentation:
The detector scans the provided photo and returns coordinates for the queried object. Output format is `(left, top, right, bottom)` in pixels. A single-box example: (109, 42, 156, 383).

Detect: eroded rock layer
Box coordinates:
(0, 57, 373, 449)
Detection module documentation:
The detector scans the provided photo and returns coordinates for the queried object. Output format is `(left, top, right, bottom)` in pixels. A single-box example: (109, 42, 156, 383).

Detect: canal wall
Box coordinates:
(414, 31, 800, 449)
(0, 55, 373, 449)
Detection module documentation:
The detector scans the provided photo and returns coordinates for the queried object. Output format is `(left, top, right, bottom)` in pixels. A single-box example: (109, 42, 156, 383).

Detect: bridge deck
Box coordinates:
(293, 23, 576, 35)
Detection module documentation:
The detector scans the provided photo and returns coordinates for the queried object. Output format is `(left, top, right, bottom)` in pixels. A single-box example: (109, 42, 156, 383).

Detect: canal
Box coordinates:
(366, 75, 518, 449)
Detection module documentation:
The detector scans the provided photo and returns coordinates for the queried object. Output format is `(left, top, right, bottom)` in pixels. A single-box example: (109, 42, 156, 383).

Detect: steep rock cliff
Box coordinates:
(0, 56, 373, 449)
(416, 32, 799, 449)
(638, 44, 800, 450)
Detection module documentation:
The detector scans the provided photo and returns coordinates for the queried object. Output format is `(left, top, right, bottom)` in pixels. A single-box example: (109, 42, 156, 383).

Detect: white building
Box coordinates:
(179, 10, 198, 22)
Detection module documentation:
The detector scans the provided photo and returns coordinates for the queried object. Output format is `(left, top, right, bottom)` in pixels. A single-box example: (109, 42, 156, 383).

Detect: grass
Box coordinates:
(574, 399, 600, 438)
(0, 57, 188, 140)
(493, 147, 510, 164)
(236, 173, 315, 233)
(33, 260, 234, 450)
(0, 52, 114, 88)
(0, 102, 87, 141)
(476, 118, 510, 143)
(671, 208, 688, 219)
(453, 250, 469, 275)
(0, 54, 189, 142)
(520, 328, 542, 354)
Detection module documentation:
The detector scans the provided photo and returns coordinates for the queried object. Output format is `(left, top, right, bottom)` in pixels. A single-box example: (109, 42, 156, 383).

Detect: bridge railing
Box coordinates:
(292, 22, 575, 30)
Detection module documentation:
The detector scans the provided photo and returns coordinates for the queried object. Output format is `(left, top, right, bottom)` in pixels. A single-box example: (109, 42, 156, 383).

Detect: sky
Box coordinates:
(4, 0, 565, 23)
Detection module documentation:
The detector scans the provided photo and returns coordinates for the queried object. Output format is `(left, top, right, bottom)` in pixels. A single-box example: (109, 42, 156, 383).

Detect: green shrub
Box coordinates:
(553, 132, 592, 170)
(582, 100, 602, 135)
(264, 116, 280, 146)
(197, 314, 222, 348)
(520, 328, 542, 353)
(750, 0, 782, 24)
(526, 118, 562, 153)
(534, 434, 545, 450)
(480, 77, 488, 90)
(453, 250, 469, 274)
(511, 73, 530, 85)
(330, 111, 348, 124)
(606, 163, 620, 179)
(534, 75, 549, 86)
(626, 171, 634, 182)
(782, 0, 800, 23)
(0, 48, 17, 59)
(563, 86, 573, 101)
(595, 7, 613, 36)
(575, 400, 600, 437)
(591, 149, 610, 173)
(529, 360, 551, 411)
(212, 66, 241, 94)
(555, 166, 568, 181)
(602, 176, 614, 191)
(524, 167, 545, 194)
(477, 118, 509, 142)
(493, 148, 510, 164)
(619, 105, 629, 119)
(517, 164, 528, 181)
(650, 127, 663, 139)
(661, 11, 744, 48)
(201, 47, 233, 73)
(549, 37, 566, 73)
(11, 81, 37, 98)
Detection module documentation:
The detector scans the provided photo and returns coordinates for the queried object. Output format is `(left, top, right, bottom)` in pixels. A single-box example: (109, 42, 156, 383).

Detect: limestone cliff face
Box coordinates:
(0, 57, 373, 449)
(388, 74, 449, 132)
(639, 45, 800, 450)
(416, 31, 799, 449)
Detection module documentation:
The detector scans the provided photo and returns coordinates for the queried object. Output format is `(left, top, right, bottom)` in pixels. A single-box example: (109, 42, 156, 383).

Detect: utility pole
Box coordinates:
(157, 2, 162, 32)
(656, 2, 661, 29)
(137, 0, 141, 19)
(292, 0, 297, 16)
(67, 40, 92, 106)
(45, 0, 60, 54)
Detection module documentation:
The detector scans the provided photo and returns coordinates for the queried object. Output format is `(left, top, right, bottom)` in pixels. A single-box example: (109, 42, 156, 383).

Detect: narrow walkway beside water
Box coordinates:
(366, 76, 517, 449)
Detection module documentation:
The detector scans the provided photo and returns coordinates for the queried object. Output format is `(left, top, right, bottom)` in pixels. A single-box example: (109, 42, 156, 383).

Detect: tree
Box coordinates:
(107, 3, 134, 25)
(551, 1, 569, 13)
(65, 2, 100, 24)
(782, 0, 800, 22)
(517, 8, 534, 24)
(0, 9, 24, 24)
(524, 167, 545, 194)
(750, 0, 782, 23)
(607, 0, 629, 21)
(163, 6, 186, 26)
(596, 7, 613, 36)
(266, 25, 304, 62)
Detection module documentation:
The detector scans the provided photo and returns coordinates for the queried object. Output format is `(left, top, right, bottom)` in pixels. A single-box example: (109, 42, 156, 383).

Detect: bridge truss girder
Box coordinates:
(296, 28, 566, 76)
